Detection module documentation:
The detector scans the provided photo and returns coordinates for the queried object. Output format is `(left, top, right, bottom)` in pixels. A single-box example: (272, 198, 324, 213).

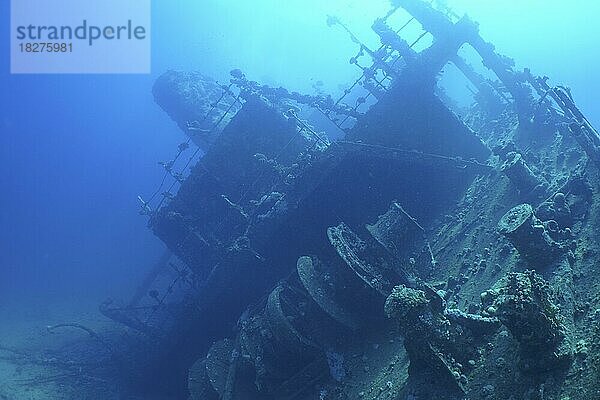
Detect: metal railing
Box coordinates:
(324, 10, 433, 131)
(138, 83, 244, 216)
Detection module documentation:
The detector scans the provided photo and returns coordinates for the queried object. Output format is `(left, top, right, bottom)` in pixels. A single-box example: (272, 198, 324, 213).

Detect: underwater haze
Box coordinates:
(2, 0, 598, 300)
(1, 0, 600, 399)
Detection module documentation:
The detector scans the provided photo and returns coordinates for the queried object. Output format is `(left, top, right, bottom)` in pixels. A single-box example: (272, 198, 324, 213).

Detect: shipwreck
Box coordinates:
(91, 1, 600, 399)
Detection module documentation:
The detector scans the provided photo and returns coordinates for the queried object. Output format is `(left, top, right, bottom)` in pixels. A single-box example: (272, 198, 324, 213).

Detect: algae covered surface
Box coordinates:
(3, 0, 600, 399)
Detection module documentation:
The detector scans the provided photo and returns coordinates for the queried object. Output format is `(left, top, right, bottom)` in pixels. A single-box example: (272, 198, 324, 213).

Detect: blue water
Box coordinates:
(1, 0, 599, 333)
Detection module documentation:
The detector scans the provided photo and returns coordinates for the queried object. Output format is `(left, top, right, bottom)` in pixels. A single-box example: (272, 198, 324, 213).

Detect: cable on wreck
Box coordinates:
(46, 323, 116, 356)
(337, 140, 493, 170)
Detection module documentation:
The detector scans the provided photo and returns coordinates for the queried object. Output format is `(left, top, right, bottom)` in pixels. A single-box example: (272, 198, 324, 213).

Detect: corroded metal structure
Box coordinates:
(97, 1, 600, 399)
